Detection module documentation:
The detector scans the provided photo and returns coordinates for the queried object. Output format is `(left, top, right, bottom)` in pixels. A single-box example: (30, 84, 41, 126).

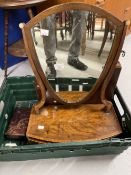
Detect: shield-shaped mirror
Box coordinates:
(20, 2, 125, 105)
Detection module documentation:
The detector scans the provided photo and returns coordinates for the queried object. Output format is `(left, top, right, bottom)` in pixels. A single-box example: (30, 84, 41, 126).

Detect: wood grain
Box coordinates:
(56, 91, 89, 102)
(27, 104, 122, 143)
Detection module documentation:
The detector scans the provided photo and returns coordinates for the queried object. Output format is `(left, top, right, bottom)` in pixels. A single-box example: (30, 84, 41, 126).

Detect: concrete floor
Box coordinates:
(0, 34, 131, 175)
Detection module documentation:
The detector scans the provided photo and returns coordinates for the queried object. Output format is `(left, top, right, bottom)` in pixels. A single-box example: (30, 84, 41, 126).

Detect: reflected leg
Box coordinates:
(41, 15, 57, 64)
(41, 15, 57, 78)
(68, 11, 88, 71)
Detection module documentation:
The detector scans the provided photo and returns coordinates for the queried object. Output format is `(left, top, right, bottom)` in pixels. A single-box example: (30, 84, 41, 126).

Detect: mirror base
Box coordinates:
(26, 103, 122, 143)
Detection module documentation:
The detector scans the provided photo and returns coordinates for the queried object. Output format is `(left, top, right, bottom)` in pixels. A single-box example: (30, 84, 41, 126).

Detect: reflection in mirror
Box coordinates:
(31, 10, 116, 103)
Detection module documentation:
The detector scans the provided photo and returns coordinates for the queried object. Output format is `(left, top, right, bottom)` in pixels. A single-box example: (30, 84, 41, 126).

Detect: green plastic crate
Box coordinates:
(0, 76, 131, 161)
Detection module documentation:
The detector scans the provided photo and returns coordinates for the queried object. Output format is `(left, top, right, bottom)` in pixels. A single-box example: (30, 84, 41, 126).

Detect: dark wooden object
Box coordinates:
(5, 108, 31, 139)
(0, 0, 46, 77)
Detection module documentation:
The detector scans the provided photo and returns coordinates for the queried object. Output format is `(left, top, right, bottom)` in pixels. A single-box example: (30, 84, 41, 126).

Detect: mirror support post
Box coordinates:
(20, 23, 47, 114)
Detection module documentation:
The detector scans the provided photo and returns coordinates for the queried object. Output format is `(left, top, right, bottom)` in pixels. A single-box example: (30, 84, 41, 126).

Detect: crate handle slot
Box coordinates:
(0, 101, 5, 115)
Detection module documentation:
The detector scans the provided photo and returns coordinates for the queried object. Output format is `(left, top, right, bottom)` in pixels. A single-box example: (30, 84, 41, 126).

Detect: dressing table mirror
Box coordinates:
(31, 9, 115, 104)
(20, 2, 127, 143)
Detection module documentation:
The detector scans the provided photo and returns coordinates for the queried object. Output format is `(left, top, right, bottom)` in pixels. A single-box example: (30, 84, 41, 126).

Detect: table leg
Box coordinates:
(27, 7, 34, 19)
(4, 10, 9, 78)
(98, 20, 109, 57)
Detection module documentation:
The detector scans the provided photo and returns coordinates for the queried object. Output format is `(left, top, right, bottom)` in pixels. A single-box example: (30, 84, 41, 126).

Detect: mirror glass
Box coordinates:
(31, 10, 116, 103)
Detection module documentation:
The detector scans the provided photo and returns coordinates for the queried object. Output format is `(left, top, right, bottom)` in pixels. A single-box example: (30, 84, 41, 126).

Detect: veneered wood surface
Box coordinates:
(56, 91, 89, 102)
(103, 0, 131, 34)
(27, 103, 122, 143)
(103, 0, 131, 21)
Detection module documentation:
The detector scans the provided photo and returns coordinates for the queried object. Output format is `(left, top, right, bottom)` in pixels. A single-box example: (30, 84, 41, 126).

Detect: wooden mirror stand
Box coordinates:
(20, 2, 127, 143)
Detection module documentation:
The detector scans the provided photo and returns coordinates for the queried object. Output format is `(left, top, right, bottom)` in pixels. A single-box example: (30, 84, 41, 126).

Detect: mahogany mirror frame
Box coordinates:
(20, 2, 127, 113)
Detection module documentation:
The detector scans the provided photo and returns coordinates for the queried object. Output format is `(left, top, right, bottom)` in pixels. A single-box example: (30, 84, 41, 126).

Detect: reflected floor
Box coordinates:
(34, 30, 112, 78)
